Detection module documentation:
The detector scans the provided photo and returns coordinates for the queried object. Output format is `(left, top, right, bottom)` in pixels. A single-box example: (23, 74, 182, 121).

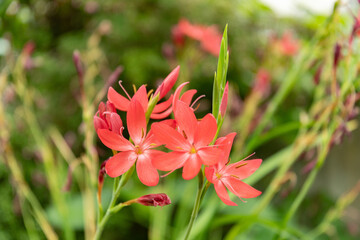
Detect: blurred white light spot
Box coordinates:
(260, 0, 341, 16)
(0, 38, 11, 56)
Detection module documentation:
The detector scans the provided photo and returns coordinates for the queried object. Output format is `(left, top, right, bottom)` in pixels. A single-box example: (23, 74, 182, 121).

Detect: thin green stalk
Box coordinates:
(233, 93, 262, 154)
(94, 165, 134, 239)
(183, 174, 206, 240)
(244, 3, 340, 155)
(12, 57, 74, 240)
(20, 200, 41, 240)
(306, 181, 360, 239)
(3, 153, 59, 240)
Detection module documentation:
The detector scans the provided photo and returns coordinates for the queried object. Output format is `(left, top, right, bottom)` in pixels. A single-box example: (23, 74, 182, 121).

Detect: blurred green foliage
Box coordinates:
(1, 0, 360, 239)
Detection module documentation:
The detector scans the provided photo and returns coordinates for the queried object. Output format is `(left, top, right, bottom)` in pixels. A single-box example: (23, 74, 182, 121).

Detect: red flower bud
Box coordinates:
(220, 82, 229, 117)
(313, 64, 323, 85)
(97, 160, 107, 204)
(106, 66, 123, 90)
(333, 43, 342, 70)
(155, 66, 180, 100)
(136, 193, 171, 207)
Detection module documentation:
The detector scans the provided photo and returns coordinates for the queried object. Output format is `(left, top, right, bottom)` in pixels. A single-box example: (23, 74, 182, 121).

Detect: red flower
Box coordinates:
(172, 19, 222, 56)
(275, 32, 300, 56)
(108, 66, 180, 119)
(205, 133, 262, 206)
(97, 99, 161, 186)
(151, 100, 222, 180)
(94, 101, 123, 135)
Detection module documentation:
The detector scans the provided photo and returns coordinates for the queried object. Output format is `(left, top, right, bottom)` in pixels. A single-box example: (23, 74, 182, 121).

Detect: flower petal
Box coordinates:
(178, 19, 203, 40)
(150, 107, 173, 119)
(105, 151, 137, 177)
(197, 146, 223, 165)
(227, 159, 262, 180)
(132, 85, 148, 112)
(142, 130, 159, 149)
(214, 180, 237, 206)
(204, 166, 216, 183)
(94, 116, 108, 132)
(127, 99, 146, 145)
(97, 129, 133, 151)
(180, 89, 197, 106)
(151, 122, 190, 151)
(200, 27, 222, 56)
(108, 87, 130, 111)
(136, 154, 159, 186)
(108, 112, 123, 135)
(194, 113, 217, 147)
(172, 82, 189, 111)
(182, 154, 202, 180)
(223, 177, 262, 199)
(174, 100, 198, 144)
(214, 132, 236, 166)
(153, 95, 173, 113)
(152, 151, 189, 171)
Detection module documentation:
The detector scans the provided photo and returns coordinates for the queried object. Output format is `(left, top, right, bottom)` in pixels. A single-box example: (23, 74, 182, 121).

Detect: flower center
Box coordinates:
(216, 172, 222, 179)
(135, 145, 143, 155)
(190, 145, 197, 154)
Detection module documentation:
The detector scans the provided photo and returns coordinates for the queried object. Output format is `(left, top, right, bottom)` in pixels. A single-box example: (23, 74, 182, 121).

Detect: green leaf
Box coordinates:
(212, 25, 229, 120)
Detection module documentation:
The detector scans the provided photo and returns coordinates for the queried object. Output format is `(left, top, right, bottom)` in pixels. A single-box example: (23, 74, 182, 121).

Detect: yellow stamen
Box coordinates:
(190, 146, 197, 154)
(135, 145, 143, 155)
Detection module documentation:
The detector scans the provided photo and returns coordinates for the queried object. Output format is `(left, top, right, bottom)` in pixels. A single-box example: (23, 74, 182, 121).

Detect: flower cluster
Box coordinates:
(95, 66, 262, 205)
(172, 19, 222, 56)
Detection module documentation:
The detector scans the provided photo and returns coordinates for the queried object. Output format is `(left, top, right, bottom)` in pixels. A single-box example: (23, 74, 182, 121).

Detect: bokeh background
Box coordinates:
(1, 0, 360, 239)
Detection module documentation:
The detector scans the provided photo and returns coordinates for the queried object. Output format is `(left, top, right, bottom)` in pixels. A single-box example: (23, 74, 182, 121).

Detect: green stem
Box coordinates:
(94, 165, 134, 240)
(183, 174, 209, 240)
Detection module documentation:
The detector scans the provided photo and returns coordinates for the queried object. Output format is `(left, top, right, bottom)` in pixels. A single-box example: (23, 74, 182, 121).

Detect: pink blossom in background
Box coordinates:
(172, 19, 222, 56)
(272, 31, 300, 56)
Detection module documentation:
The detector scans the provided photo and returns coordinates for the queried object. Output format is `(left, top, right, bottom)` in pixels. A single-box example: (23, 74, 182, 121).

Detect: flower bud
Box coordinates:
(97, 160, 107, 204)
(136, 193, 171, 207)
(220, 81, 229, 118)
(73, 50, 84, 82)
(333, 43, 342, 70)
(106, 66, 123, 90)
(313, 64, 323, 85)
(155, 66, 180, 100)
